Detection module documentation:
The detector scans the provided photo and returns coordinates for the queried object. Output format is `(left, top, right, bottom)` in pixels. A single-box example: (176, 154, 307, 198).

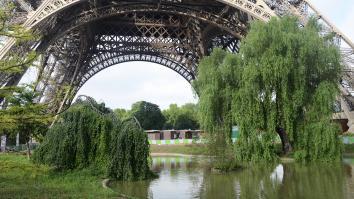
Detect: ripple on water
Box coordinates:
(110, 156, 354, 199)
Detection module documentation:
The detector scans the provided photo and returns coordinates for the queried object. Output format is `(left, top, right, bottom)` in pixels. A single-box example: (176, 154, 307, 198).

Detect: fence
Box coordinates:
(1, 143, 39, 152)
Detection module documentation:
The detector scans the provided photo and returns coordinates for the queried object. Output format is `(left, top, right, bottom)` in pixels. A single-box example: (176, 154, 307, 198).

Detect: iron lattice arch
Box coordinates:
(2, 0, 354, 114)
(26, 0, 249, 112)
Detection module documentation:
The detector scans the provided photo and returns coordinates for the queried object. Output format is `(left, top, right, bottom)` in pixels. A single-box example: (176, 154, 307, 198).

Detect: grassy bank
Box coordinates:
(0, 154, 115, 199)
(150, 143, 354, 157)
(150, 144, 209, 155)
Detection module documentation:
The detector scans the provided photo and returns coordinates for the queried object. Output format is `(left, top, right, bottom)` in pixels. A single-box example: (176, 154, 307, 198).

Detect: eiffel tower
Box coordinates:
(1, 0, 354, 130)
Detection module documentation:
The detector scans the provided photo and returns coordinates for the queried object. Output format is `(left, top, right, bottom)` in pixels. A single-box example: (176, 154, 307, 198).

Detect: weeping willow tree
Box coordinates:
(234, 16, 342, 162)
(108, 118, 152, 180)
(195, 16, 343, 163)
(32, 103, 114, 169)
(193, 48, 241, 168)
(33, 98, 152, 180)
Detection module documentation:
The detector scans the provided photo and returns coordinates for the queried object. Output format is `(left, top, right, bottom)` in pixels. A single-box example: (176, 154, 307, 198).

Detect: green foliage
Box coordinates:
(163, 103, 200, 130)
(32, 104, 113, 170)
(108, 119, 152, 180)
(0, 3, 35, 41)
(33, 98, 152, 181)
(233, 16, 342, 162)
(130, 101, 165, 130)
(0, 4, 39, 143)
(114, 108, 129, 120)
(195, 16, 343, 163)
(294, 83, 343, 162)
(0, 85, 52, 142)
(194, 49, 240, 135)
(193, 48, 241, 165)
(0, 4, 37, 97)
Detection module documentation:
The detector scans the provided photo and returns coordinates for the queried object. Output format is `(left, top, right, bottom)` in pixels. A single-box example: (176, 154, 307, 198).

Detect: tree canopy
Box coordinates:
(130, 101, 165, 130)
(0, 85, 52, 158)
(194, 16, 343, 163)
(193, 48, 241, 159)
(163, 103, 199, 130)
(33, 98, 153, 180)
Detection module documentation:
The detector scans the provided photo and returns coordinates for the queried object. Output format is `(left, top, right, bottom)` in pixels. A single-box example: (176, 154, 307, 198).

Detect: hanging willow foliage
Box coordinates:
(234, 16, 343, 162)
(195, 16, 343, 163)
(33, 99, 152, 180)
(32, 105, 112, 169)
(108, 119, 152, 180)
(193, 48, 242, 167)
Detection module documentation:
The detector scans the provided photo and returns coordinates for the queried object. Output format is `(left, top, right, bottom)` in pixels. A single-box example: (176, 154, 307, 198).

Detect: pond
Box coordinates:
(110, 156, 354, 199)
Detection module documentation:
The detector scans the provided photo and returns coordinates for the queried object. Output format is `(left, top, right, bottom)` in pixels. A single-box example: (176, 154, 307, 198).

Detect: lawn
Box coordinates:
(150, 144, 209, 155)
(0, 154, 116, 199)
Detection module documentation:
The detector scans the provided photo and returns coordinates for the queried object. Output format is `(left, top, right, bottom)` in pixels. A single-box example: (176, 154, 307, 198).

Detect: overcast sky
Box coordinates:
(22, 0, 354, 110)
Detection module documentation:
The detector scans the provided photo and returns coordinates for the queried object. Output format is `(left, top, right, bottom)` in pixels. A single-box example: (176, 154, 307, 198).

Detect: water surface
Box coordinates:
(111, 156, 354, 199)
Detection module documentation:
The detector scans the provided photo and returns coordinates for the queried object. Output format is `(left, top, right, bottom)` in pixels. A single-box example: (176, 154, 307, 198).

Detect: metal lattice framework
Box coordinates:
(1, 0, 354, 121)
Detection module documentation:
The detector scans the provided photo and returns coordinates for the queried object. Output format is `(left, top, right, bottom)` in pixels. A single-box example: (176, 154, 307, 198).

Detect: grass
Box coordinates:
(150, 143, 354, 158)
(0, 154, 116, 199)
(150, 144, 209, 155)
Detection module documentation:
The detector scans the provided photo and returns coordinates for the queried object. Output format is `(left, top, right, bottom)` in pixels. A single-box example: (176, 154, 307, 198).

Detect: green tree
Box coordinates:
(108, 118, 152, 180)
(114, 108, 129, 120)
(33, 100, 115, 170)
(163, 103, 200, 130)
(234, 16, 342, 162)
(33, 98, 152, 180)
(0, 4, 38, 152)
(193, 48, 241, 165)
(0, 85, 52, 159)
(195, 17, 342, 163)
(163, 104, 179, 129)
(130, 101, 165, 130)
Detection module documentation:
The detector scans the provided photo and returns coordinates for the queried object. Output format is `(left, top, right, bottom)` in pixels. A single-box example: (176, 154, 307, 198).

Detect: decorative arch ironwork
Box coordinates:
(1, 0, 353, 114)
(25, 2, 247, 112)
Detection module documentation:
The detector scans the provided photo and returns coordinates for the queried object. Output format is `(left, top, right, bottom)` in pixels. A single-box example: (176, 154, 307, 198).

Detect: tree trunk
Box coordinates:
(276, 127, 293, 155)
(26, 141, 31, 160)
(0, 135, 6, 152)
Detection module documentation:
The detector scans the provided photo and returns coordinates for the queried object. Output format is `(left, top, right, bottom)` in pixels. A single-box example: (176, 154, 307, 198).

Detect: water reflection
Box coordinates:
(110, 156, 354, 199)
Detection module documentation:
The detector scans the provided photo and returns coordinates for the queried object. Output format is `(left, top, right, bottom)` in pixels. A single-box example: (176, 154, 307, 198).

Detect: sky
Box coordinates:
(76, 63, 198, 110)
(21, 0, 354, 110)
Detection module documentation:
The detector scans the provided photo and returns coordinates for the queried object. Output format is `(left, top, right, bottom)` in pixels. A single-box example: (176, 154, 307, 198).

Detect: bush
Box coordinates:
(107, 119, 153, 180)
(33, 100, 152, 181)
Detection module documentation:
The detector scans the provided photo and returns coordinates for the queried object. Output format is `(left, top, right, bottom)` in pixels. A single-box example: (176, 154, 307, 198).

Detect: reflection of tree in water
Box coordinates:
(110, 180, 152, 198)
(198, 163, 347, 199)
(344, 163, 354, 198)
(198, 169, 238, 199)
(237, 164, 279, 199)
(111, 158, 350, 199)
(195, 164, 278, 199)
(279, 163, 346, 199)
(236, 163, 346, 199)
